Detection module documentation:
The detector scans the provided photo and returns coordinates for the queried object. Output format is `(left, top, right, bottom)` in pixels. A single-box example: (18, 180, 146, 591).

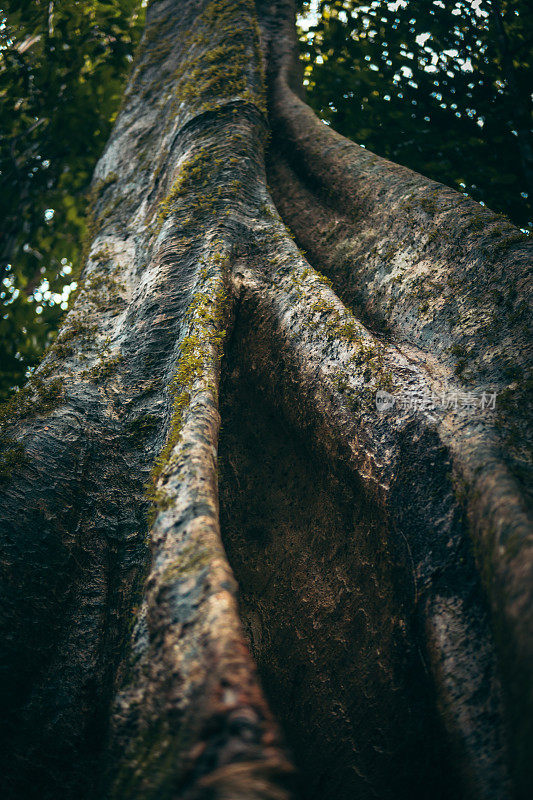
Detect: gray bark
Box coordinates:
(0, 1, 531, 799)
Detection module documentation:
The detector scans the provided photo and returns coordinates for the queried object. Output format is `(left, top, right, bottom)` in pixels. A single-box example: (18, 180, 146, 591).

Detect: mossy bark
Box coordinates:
(0, 1, 531, 799)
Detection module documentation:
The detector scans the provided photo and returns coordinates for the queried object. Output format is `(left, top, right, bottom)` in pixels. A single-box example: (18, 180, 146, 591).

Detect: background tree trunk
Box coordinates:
(0, 1, 531, 799)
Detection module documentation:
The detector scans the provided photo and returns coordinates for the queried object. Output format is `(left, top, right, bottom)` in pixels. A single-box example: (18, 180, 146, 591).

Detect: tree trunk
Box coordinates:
(0, 1, 531, 798)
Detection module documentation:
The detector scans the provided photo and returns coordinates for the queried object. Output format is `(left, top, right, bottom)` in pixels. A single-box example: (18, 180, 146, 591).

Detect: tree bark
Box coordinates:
(0, 1, 531, 799)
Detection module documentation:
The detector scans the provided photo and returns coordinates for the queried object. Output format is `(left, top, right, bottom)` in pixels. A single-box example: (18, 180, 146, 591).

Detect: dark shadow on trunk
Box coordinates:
(218, 309, 464, 800)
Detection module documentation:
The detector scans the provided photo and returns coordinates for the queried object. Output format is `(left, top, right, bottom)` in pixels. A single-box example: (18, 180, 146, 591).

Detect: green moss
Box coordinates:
(400, 191, 442, 216)
(145, 263, 229, 515)
(0, 435, 27, 482)
(160, 542, 212, 585)
(287, 259, 393, 394)
(167, 0, 265, 118)
(62, 315, 97, 341)
(0, 374, 63, 431)
(155, 149, 220, 231)
(47, 314, 98, 361)
(0, 373, 64, 481)
(44, 268, 124, 368)
(152, 131, 261, 234)
(290, 264, 334, 304)
(81, 353, 123, 382)
(91, 246, 111, 261)
(84, 269, 127, 311)
(310, 298, 332, 314)
(335, 319, 362, 343)
(425, 227, 440, 244)
(260, 202, 277, 221)
(130, 11, 174, 71)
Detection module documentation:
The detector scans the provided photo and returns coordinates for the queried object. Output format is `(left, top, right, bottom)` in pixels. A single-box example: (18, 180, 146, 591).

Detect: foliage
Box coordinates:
(298, 0, 532, 231)
(0, 0, 144, 399)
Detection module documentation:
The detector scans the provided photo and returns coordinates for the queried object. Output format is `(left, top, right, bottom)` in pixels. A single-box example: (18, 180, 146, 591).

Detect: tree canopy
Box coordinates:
(1, 0, 530, 399)
(299, 0, 532, 228)
(0, 0, 144, 399)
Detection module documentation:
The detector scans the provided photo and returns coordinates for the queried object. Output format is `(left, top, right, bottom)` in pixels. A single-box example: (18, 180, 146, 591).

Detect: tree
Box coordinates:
(0, 0, 531, 798)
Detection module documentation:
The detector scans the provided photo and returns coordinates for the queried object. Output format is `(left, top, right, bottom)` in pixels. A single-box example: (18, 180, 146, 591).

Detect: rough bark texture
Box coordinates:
(0, 1, 531, 799)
